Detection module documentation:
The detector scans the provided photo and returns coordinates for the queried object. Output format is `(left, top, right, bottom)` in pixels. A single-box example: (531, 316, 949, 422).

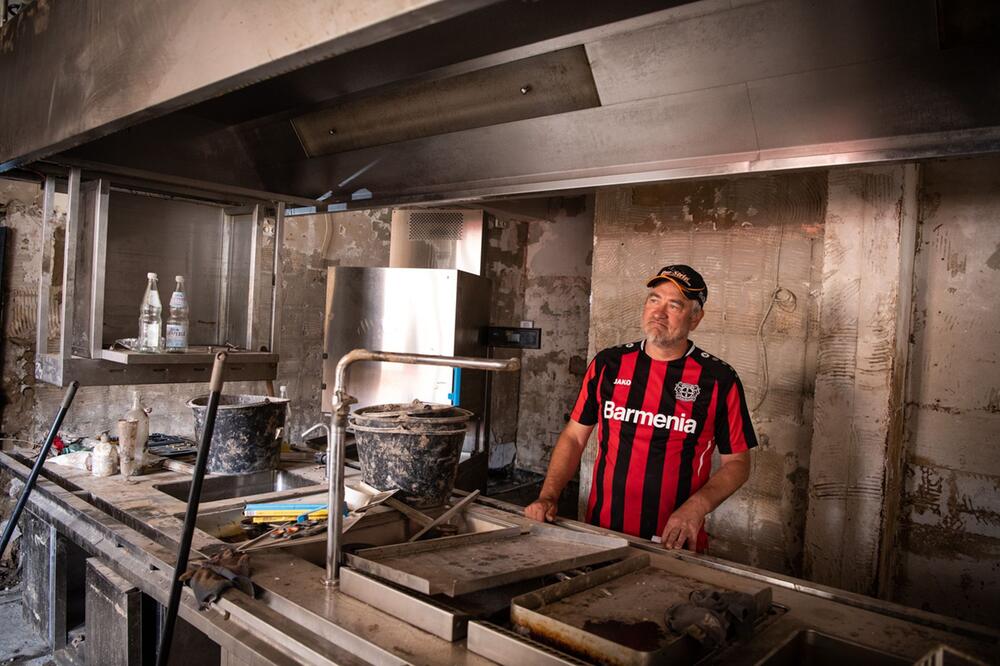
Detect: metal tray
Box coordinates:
(510, 554, 773, 666)
(468, 621, 590, 666)
(340, 568, 554, 642)
(345, 522, 631, 597)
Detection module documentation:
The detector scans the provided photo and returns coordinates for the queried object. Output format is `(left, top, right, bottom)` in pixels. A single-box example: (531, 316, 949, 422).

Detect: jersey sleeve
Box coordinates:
(569, 355, 602, 426)
(714, 372, 758, 454)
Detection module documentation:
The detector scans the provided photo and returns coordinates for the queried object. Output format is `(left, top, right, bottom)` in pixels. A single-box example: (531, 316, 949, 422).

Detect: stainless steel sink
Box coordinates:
(194, 501, 516, 557)
(756, 630, 909, 666)
(154, 469, 317, 503)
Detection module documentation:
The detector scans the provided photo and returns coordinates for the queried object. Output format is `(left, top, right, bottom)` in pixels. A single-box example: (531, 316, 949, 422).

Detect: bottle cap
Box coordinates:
(175, 275, 184, 282)
(147, 272, 157, 279)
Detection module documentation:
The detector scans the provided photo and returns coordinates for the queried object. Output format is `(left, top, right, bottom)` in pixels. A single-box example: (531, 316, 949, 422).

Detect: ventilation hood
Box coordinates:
(2, 0, 1000, 207)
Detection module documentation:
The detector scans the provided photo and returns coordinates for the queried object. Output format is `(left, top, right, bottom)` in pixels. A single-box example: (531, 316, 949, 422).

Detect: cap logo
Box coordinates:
(675, 381, 701, 402)
(660, 270, 691, 286)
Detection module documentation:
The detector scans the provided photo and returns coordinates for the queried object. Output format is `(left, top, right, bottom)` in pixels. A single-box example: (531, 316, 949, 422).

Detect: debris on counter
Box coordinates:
(91, 434, 119, 477)
(48, 450, 92, 471)
(179, 548, 256, 609)
(666, 588, 764, 647)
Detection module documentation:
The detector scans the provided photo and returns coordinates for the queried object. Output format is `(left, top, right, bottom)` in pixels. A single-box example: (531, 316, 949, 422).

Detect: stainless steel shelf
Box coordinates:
(98, 348, 277, 365)
(37, 351, 278, 387)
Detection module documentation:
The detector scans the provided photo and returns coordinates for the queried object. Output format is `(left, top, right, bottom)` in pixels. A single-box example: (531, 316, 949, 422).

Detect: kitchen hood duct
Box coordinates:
(291, 47, 599, 156)
(5, 1, 1000, 206)
(389, 209, 486, 275)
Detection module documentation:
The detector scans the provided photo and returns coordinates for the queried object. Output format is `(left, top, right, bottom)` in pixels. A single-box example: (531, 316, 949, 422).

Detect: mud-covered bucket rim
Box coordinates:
(352, 401, 470, 419)
(349, 422, 469, 436)
(186, 394, 291, 409)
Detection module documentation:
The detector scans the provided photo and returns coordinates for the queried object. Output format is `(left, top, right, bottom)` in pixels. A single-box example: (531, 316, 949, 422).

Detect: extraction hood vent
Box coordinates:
(408, 211, 466, 241)
(390, 209, 485, 275)
(290, 47, 599, 157)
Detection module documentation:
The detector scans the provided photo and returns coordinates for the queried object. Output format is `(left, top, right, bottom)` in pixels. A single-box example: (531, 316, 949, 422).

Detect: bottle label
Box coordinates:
(165, 324, 188, 349)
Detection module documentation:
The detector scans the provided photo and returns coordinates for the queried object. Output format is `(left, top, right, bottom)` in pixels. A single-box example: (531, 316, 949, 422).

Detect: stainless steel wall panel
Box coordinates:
(749, 46, 1000, 151)
(0, 0, 494, 169)
(587, 0, 938, 106)
(102, 192, 226, 347)
(321, 267, 490, 413)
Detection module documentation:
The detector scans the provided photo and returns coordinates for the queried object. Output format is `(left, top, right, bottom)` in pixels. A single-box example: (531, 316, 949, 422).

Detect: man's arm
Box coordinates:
(661, 451, 750, 549)
(524, 420, 595, 522)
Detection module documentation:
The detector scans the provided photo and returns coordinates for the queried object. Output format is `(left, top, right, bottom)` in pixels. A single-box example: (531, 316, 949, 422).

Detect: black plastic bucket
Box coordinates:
(188, 394, 289, 475)
(349, 402, 473, 508)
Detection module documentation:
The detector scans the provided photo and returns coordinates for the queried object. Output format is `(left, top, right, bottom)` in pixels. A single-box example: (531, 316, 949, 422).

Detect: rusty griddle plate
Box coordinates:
(511, 554, 773, 666)
(346, 522, 631, 597)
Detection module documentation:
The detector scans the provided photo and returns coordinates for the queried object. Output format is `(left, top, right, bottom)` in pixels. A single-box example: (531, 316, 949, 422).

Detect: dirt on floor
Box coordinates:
(0, 588, 51, 665)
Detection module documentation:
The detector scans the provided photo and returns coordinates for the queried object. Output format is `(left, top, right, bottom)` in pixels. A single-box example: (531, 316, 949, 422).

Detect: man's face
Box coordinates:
(642, 280, 704, 348)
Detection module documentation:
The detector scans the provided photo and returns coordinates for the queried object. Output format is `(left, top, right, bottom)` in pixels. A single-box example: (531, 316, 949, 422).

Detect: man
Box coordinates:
(524, 265, 756, 551)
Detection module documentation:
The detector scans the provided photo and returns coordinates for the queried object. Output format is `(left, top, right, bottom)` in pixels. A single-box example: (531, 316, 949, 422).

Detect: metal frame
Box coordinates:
(324, 349, 521, 584)
(35, 176, 56, 356)
(34, 167, 285, 387)
(245, 203, 261, 350)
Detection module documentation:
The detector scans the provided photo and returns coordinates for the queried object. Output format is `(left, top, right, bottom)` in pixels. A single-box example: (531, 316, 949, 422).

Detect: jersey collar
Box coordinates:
(640, 339, 695, 361)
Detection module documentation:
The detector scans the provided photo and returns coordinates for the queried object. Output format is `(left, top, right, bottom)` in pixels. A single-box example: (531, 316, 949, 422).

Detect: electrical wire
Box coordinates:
(751, 225, 798, 415)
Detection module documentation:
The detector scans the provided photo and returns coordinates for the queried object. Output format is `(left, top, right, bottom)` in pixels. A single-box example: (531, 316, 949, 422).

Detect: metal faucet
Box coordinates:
(301, 422, 332, 479)
(323, 349, 520, 586)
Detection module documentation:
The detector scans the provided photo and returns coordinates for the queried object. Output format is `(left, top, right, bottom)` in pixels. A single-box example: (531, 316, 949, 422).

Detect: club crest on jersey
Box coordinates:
(602, 400, 697, 433)
(674, 381, 700, 402)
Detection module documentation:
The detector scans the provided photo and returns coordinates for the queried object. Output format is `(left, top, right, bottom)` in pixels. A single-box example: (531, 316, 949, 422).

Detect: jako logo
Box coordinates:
(603, 400, 697, 433)
(614, 378, 631, 386)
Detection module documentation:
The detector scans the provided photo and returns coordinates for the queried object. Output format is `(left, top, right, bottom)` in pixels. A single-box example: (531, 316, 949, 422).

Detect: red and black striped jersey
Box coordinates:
(571, 340, 757, 544)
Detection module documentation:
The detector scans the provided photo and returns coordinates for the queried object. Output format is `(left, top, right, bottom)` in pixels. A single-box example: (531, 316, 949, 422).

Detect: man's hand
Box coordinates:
(660, 495, 709, 550)
(524, 497, 558, 523)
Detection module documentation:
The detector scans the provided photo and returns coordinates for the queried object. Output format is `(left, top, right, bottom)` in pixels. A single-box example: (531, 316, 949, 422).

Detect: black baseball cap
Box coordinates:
(645, 264, 708, 305)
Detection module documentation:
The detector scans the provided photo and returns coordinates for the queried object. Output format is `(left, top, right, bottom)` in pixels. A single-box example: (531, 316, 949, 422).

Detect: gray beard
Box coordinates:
(643, 324, 685, 349)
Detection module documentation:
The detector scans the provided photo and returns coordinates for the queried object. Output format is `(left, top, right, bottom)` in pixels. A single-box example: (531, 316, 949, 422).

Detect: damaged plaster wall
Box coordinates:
(586, 175, 825, 575)
(515, 198, 594, 474)
(0, 178, 389, 447)
(803, 165, 918, 596)
(892, 157, 1000, 626)
(484, 198, 595, 474)
(484, 216, 528, 461)
(278, 209, 391, 438)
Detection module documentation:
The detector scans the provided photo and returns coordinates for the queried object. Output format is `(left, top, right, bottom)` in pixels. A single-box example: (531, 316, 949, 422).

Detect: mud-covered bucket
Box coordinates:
(349, 401, 473, 508)
(188, 394, 289, 475)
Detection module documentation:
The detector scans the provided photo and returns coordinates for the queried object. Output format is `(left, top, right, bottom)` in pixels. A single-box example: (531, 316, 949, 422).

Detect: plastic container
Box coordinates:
(348, 402, 473, 508)
(188, 394, 289, 475)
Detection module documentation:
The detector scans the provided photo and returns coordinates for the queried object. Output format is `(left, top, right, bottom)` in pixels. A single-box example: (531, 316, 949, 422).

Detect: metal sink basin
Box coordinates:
(154, 469, 317, 503)
(195, 499, 515, 556)
(756, 630, 909, 666)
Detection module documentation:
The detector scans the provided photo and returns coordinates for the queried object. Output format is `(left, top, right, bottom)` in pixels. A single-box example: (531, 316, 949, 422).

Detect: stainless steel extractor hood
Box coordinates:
(3, 0, 1000, 207)
(389, 209, 486, 275)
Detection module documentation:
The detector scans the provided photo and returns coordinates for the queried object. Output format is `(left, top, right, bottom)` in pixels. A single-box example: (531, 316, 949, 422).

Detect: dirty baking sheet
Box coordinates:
(511, 554, 773, 665)
(345, 522, 631, 597)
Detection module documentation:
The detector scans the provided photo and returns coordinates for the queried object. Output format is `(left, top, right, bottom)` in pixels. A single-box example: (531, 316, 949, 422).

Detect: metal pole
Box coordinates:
(156, 352, 227, 666)
(0, 381, 79, 558)
(323, 349, 520, 584)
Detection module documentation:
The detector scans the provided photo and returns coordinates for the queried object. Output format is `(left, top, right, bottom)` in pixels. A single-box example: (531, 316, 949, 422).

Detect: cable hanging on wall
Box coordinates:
(751, 225, 798, 415)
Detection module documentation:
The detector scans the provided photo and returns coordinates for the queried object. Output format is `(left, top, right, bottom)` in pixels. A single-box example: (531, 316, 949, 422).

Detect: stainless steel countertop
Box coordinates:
(2, 449, 997, 665)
